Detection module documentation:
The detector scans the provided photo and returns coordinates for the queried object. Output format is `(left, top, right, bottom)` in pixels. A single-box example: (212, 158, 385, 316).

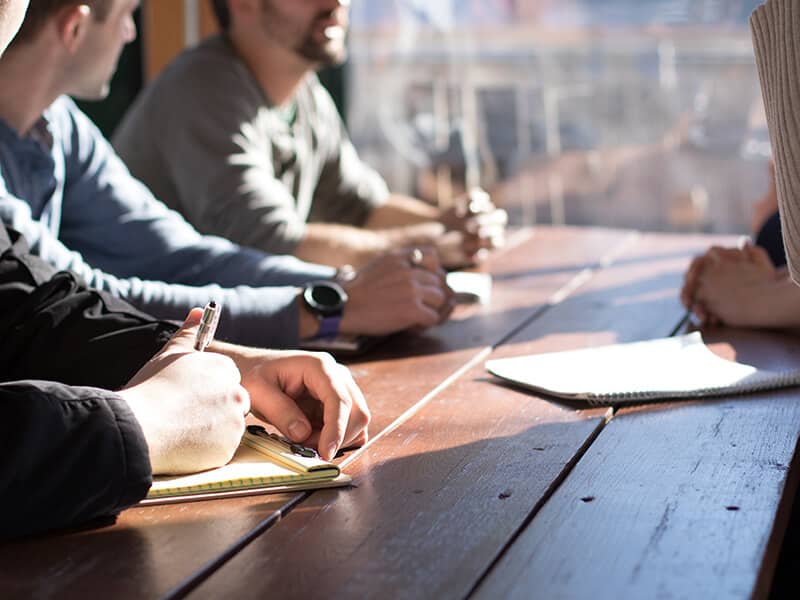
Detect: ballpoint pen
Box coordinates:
(194, 300, 220, 351)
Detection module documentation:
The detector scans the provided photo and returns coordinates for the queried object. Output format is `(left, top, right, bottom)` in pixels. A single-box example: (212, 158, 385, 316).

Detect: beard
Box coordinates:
(295, 31, 347, 67)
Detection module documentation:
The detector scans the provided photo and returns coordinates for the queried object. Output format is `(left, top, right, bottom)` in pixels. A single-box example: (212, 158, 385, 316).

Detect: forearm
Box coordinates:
(294, 223, 388, 267)
(755, 275, 800, 328)
(0, 381, 151, 539)
(296, 220, 446, 269)
(363, 194, 440, 229)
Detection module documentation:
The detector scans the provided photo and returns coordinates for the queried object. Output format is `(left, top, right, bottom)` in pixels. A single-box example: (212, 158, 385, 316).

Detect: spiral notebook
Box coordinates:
(485, 332, 800, 406)
(141, 425, 351, 505)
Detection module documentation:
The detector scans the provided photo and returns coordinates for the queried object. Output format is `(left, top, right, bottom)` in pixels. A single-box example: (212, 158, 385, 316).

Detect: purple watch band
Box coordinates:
(316, 315, 342, 339)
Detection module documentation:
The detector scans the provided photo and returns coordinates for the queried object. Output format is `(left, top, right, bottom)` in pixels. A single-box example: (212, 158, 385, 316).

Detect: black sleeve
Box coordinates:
(0, 224, 177, 537)
(0, 225, 178, 389)
(0, 381, 152, 539)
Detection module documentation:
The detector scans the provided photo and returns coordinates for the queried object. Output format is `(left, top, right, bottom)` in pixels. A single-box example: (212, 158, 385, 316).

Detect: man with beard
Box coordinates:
(113, 0, 508, 269)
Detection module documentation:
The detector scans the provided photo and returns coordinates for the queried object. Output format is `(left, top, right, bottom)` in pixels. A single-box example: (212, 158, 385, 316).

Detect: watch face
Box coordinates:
(304, 281, 347, 316)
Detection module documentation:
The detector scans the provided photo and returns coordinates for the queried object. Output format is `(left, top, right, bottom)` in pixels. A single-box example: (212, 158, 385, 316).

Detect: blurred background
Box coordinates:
(86, 0, 770, 235)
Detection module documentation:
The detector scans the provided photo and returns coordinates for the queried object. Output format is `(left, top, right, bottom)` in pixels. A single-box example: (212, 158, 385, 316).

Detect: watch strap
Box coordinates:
(316, 314, 342, 339)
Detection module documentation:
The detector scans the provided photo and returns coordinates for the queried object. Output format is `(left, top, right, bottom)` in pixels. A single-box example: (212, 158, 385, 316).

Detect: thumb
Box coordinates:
(161, 307, 205, 355)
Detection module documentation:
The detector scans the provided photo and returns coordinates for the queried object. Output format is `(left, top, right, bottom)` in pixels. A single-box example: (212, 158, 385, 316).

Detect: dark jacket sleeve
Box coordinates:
(0, 225, 178, 388)
(0, 381, 152, 539)
(0, 224, 178, 537)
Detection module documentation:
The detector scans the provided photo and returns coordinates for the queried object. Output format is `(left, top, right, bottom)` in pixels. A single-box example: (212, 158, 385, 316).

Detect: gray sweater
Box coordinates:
(113, 34, 389, 256)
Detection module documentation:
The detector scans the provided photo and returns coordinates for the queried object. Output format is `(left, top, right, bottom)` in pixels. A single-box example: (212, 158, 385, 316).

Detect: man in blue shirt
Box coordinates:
(0, 0, 453, 349)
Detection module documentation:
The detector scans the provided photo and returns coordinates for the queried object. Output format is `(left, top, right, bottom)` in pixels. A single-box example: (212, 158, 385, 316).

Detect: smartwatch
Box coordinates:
(302, 280, 349, 339)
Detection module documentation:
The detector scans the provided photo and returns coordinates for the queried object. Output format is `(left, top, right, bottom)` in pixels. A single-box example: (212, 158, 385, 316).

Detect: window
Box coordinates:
(347, 0, 769, 233)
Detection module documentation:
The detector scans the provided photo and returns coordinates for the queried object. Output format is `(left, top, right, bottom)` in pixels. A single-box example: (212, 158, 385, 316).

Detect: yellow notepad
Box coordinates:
(142, 425, 351, 504)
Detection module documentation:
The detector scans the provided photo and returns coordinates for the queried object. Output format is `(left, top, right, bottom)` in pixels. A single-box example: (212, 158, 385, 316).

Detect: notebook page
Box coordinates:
(486, 332, 799, 402)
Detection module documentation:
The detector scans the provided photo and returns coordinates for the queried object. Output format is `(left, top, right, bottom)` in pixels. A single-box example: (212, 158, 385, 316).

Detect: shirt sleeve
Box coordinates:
(0, 190, 314, 348)
(0, 381, 152, 540)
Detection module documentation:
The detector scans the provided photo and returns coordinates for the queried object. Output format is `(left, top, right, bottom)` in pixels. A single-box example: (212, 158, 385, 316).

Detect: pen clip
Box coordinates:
(246, 425, 319, 459)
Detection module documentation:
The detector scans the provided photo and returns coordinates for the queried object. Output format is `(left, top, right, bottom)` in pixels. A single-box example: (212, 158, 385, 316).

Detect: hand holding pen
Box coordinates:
(120, 305, 250, 474)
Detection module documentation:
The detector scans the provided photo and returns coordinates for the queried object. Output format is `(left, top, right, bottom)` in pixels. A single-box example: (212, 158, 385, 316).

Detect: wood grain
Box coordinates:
(474, 328, 800, 600)
(187, 231, 727, 599)
(0, 227, 626, 599)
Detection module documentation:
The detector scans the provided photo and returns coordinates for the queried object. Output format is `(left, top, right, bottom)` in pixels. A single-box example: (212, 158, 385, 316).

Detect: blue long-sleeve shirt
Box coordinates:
(0, 96, 335, 348)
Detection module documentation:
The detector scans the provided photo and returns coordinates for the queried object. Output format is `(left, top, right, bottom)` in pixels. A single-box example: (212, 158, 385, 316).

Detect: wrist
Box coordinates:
(299, 281, 348, 339)
(298, 293, 321, 340)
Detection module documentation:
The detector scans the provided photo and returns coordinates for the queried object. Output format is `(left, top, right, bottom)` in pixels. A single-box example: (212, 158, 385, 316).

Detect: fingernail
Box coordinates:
(288, 420, 308, 441)
(327, 443, 339, 460)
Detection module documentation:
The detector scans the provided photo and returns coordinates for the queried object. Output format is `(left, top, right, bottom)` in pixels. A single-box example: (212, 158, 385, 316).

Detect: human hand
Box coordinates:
(119, 308, 250, 475)
(438, 188, 507, 267)
(338, 247, 455, 336)
(237, 350, 370, 461)
(687, 243, 781, 327)
(680, 245, 749, 316)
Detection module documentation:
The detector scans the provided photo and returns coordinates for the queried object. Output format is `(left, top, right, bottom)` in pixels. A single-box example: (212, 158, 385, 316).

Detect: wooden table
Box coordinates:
(2, 226, 799, 600)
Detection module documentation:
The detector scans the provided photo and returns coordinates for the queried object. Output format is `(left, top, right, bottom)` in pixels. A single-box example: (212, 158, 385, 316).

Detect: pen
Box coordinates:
(194, 300, 220, 351)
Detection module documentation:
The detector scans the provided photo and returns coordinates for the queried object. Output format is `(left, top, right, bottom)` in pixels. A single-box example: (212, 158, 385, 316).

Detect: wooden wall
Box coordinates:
(141, 0, 219, 81)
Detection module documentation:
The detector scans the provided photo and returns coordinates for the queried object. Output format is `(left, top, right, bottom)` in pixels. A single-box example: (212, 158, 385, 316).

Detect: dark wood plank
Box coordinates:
(345, 226, 640, 437)
(474, 328, 800, 600)
(0, 227, 628, 599)
(187, 231, 731, 599)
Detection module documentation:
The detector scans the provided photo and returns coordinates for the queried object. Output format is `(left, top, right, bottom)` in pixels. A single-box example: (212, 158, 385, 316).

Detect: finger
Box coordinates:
(706, 245, 741, 263)
(415, 277, 449, 311)
(467, 187, 493, 214)
(466, 210, 508, 232)
(416, 245, 442, 272)
(345, 429, 368, 450)
(335, 364, 370, 448)
(408, 295, 445, 329)
(437, 295, 456, 323)
(746, 243, 775, 269)
(691, 302, 708, 325)
(409, 264, 448, 291)
(159, 307, 205, 356)
(681, 256, 704, 306)
(310, 365, 354, 460)
(237, 385, 251, 417)
(461, 228, 502, 254)
(396, 244, 441, 272)
(242, 367, 313, 443)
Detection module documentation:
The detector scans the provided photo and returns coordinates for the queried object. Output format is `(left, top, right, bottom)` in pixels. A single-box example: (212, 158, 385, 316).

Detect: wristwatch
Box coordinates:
(302, 280, 349, 339)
